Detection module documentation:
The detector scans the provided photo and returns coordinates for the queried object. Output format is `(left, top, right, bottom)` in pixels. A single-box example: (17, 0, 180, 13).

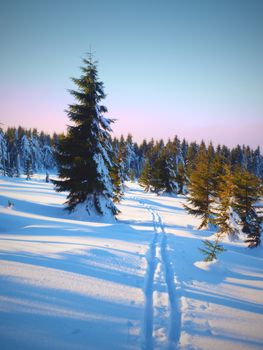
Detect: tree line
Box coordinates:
(0, 126, 59, 177)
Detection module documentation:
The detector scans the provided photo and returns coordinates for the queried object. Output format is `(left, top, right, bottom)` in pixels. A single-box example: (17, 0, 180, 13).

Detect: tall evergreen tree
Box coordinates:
(184, 150, 214, 229)
(139, 159, 152, 192)
(151, 148, 178, 194)
(233, 169, 262, 247)
(210, 153, 226, 198)
(0, 129, 8, 176)
(110, 150, 124, 203)
(213, 165, 239, 238)
(185, 141, 199, 177)
(53, 55, 118, 216)
(176, 162, 187, 194)
(24, 158, 33, 180)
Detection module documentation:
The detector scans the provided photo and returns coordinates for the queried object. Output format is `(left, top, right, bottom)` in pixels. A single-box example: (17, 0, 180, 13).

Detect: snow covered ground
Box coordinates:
(0, 175, 262, 350)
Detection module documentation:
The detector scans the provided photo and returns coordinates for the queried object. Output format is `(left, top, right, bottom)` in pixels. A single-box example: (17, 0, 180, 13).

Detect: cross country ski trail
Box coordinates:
(135, 197, 181, 350)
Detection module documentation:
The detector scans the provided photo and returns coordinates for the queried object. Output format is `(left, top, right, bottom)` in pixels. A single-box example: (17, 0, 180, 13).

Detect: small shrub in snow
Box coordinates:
(199, 234, 226, 262)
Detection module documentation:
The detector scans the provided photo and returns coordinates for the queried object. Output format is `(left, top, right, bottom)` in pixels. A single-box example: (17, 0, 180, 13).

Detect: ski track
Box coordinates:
(135, 196, 181, 350)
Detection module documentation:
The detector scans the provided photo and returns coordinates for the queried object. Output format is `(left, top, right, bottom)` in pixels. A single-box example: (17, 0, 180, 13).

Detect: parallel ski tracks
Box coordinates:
(136, 197, 181, 350)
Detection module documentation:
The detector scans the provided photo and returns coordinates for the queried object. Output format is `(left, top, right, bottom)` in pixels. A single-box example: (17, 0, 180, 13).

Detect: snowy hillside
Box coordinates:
(0, 175, 263, 350)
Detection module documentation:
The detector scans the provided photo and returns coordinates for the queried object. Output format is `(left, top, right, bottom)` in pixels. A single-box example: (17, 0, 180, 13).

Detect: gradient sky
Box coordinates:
(0, 0, 262, 148)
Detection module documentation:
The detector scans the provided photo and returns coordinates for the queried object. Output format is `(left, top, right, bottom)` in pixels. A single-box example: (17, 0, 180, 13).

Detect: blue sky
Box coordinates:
(0, 0, 262, 148)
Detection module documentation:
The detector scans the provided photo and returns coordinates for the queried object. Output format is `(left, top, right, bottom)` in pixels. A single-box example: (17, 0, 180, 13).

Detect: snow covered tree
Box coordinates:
(116, 134, 137, 180)
(20, 134, 32, 171)
(244, 212, 262, 248)
(110, 150, 124, 203)
(151, 148, 178, 194)
(125, 134, 137, 179)
(251, 147, 263, 179)
(24, 158, 33, 180)
(42, 142, 56, 169)
(184, 150, 214, 229)
(6, 128, 20, 177)
(233, 169, 262, 247)
(53, 55, 118, 216)
(176, 162, 187, 194)
(30, 130, 43, 171)
(0, 129, 8, 175)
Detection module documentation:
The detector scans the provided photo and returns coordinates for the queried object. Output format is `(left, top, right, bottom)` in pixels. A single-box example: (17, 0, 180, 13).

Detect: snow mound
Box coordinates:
(67, 197, 117, 223)
(194, 260, 218, 271)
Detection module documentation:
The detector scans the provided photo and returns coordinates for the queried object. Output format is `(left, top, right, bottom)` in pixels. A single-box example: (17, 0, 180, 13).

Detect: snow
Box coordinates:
(0, 176, 263, 350)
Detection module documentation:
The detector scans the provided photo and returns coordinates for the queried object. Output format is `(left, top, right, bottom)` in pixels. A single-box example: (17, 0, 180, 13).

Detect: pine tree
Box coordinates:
(245, 212, 262, 248)
(110, 150, 124, 203)
(125, 134, 136, 179)
(152, 148, 178, 194)
(210, 153, 225, 198)
(185, 141, 199, 180)
(42, 140, 56, 169)
(20, 134, 32, 172)
(233, 169, 262, 247)
(139, 159, 152, 192)
(176, 162, 187, 194)
(251, 147, 263, 178)
(199, 233, 226, 262)
(53, 55, 118, 216)
(213, 165, 239, 238)
(30, 130, 43, 171)
(184, 150, 214, 229)
(24, 158, 33, 180)
(118, 135, 130, 181)
(0, 129, 8, 176)
(8, 128, 20, 177)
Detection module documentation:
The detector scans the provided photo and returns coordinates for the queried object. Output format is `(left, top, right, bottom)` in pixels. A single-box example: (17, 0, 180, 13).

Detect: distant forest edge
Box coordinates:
(0, 126, 58, 176)
(0, 126, 262, 181)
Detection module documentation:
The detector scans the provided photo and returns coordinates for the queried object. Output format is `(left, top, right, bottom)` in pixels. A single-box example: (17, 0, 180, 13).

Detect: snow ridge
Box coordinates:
(138, 198, 181, 350)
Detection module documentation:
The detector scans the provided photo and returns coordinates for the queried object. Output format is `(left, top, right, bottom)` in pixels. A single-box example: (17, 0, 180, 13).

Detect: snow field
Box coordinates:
(0, 176, 263, 350)
(0, 176, 149, 349)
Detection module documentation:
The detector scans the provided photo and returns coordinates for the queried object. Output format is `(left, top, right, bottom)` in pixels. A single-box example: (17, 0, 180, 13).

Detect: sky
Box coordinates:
(0, 0, 262, 149)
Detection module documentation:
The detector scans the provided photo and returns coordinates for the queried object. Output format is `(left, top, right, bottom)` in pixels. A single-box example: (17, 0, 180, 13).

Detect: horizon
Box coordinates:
(0, 0, 262, 149)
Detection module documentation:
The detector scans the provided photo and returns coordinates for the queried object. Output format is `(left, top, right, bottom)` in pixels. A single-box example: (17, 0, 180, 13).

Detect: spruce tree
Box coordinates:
(184, 150, 214, 229)
(199, 233, 226, 262)
(0, 129, 8, 176)
(233, 169, 262, 247)
(139, 159, 152, 192)
(24, 158, 33, 180)
(213, 165, 239, 238)
(185, 141, 199, 181)
(152, 148, 178, 194)
(53, 55, 118, 216)
(244, 213, 262, 248)
(176, 162, 187, 194)
(125, 134, 136, 179)
(110, 151, 124, 203)
(210, 153, 225, 198)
